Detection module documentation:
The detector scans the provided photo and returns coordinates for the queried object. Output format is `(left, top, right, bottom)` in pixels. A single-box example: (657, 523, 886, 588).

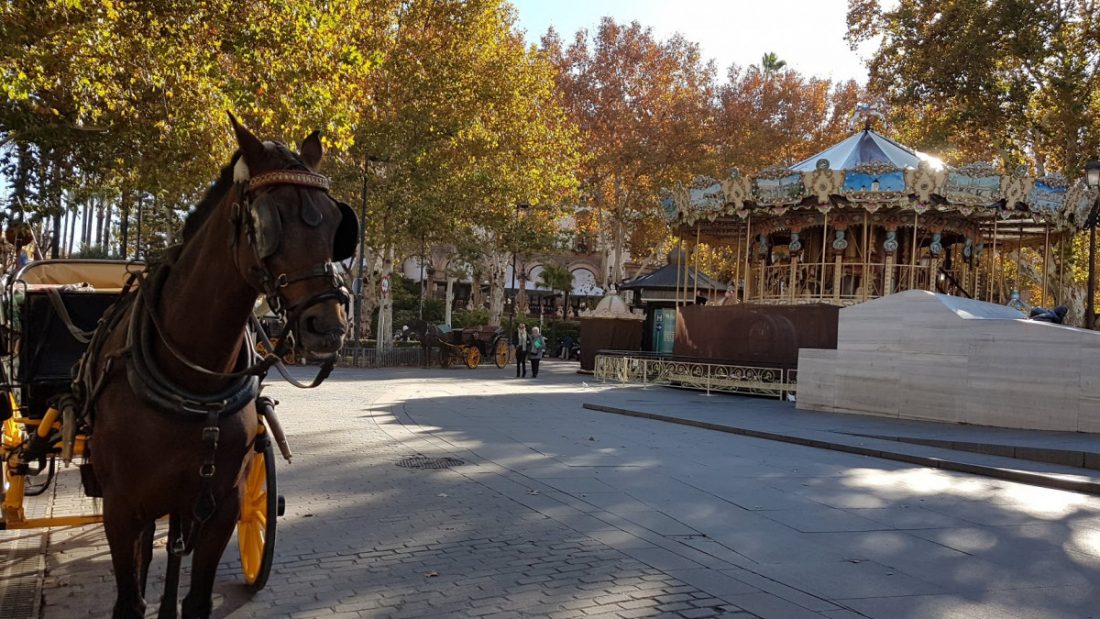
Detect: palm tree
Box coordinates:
(760, 52, 787, 75)
(537, 263, 574, 319)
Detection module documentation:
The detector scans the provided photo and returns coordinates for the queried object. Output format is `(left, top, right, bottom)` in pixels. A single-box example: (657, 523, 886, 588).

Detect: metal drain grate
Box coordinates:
(0, 532, 45, 619)
(396, 455, 465, 470)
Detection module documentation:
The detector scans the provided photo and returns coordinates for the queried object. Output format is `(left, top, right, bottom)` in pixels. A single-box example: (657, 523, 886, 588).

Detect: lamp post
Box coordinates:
(507, 202, 530, 342)
(1085, 159, 1100, 329)
(353, 155, 388, 366)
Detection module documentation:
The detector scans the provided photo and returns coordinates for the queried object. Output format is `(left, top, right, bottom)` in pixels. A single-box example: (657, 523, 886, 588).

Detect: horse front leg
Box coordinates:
(158, 514, 184, 619)
(139, 521, 155, 597)
(102, 503, 149, 619)
(181, 494, 240, 619)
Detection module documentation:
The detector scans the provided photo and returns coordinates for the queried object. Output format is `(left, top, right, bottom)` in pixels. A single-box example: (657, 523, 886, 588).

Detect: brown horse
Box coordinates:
(81, 115, 357, 618)
(408, 318, 448, 367)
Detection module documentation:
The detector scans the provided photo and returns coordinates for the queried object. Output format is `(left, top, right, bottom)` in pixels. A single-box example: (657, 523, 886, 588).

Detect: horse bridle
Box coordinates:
(233, 169, 351, 348)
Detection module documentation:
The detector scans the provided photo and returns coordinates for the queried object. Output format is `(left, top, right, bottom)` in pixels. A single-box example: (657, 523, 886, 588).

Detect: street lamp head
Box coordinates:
(1086, 159, 1100, 189)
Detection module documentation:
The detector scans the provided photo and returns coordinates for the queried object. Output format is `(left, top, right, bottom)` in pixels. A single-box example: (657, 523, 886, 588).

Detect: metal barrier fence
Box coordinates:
(593, 352, 797, 399)
(340, 346, 424, 368)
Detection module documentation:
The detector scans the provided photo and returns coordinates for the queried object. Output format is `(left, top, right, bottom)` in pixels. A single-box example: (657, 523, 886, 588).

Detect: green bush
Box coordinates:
(543, 320, 580, 350)
(451, 308, 490, 328)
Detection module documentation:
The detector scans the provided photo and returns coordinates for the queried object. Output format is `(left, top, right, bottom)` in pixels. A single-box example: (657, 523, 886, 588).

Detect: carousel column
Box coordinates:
(832, 226, 847, 303)
(981, 240, 990, 301)
(743, 217, 753, 301)
(928, 231, 943, 292)
(883, 226, 899, 295)
(961, 237, 974, 295)
(788, 229, 802, 302)
(757, 234, 768, 301)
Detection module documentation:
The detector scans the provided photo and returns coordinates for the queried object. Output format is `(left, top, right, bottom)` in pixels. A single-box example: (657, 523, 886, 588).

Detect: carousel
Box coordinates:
(595, 109, 1099, 398)
(660, 113, 1098, 310)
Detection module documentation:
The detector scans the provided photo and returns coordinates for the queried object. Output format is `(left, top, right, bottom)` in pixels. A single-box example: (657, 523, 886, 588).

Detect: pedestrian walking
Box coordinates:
(529, 326, 546, 378)
(560, 334, 574, 360)
(515, 323, 529, 377)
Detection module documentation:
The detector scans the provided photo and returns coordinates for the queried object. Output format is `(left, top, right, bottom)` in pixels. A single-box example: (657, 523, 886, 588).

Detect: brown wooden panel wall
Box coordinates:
(579, 318, 644, 371)
(674, 304, 839, 368)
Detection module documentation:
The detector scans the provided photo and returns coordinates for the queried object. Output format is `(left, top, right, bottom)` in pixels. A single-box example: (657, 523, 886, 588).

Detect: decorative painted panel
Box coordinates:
(842, 162, 907, 208)
(688, 175, 725, 220)
(753, 166, 804, 206)
(1028, 174, 1068, 214)
(941, 162, 1001, 207)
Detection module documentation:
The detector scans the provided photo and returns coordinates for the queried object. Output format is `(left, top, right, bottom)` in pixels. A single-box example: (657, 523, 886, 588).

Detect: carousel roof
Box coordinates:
(790, 129, 943, 172)
(662, 127, 1098, 234)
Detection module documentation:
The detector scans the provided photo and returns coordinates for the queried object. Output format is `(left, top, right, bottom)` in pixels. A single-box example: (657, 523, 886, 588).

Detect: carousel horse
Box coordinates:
(78, 114, 357, 618)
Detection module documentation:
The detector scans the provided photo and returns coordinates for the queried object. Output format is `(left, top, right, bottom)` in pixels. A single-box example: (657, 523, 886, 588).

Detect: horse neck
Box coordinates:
(155, 196, 257, 389)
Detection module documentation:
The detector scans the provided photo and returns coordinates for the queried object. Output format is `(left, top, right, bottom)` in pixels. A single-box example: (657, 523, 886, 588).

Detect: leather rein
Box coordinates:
(102, 168, 345, 422)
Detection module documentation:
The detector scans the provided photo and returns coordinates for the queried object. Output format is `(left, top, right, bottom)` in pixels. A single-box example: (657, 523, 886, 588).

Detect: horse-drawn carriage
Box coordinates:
(1, 118, 355, 618)
(410, 321, 512, 369)
(0, 259, 282, 591)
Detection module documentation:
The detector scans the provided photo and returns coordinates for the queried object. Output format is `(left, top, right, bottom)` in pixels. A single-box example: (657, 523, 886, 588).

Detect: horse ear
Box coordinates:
(299, 131, 323, 172)
(228, 112, 265, 169)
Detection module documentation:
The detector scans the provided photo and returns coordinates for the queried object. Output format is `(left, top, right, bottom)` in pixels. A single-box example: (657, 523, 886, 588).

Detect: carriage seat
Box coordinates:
(16, 285, 122, 417)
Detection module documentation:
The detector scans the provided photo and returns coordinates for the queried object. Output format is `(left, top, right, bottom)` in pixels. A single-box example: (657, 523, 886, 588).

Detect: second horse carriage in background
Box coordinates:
(409, 320, 511, 369)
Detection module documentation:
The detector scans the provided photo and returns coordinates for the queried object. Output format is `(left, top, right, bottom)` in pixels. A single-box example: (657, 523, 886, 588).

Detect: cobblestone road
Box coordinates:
(7, 361, 1100, 618)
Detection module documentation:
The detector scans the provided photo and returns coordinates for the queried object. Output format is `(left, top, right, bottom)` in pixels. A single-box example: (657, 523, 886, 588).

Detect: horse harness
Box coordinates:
(232, 168, 356, 332)
(74, 167, 355, 556)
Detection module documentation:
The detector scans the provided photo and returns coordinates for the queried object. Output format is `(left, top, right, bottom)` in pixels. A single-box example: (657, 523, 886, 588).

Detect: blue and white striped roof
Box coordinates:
(790, 129, 945, 172)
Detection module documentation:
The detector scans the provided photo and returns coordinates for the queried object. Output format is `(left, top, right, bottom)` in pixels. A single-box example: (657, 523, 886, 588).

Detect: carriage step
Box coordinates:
(277, 495, 285, 517)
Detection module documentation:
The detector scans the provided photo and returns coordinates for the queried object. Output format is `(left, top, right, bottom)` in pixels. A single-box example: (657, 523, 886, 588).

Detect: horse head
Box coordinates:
(228, 114, 358, 358)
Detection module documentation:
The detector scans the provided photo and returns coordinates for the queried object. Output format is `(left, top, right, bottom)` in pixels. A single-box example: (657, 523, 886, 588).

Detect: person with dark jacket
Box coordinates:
(514, 323, 529, 377)
(529, 326, 546, 378)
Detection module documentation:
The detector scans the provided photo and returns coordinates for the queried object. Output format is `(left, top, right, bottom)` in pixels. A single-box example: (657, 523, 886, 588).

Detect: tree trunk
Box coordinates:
(378, 242, 395, 348)
(487, 250, 508, 326)
(81, 200, 92, 248)
(470, 267, 485, 309)
(445, 276, 455, 326)
(95, 200, 106, 247)
(66, 204, 77, 257)
(119, 193, 130, 258)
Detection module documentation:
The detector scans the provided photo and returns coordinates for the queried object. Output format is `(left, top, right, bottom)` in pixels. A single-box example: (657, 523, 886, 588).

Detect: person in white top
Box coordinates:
(515, 323, 529, 377)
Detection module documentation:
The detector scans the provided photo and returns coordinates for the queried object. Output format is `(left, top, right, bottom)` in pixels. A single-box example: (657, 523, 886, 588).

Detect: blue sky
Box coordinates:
(509, 0, 874, 84)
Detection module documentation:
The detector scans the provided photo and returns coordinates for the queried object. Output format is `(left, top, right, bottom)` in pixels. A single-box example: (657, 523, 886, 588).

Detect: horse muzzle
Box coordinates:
(295, 300, 348, 357)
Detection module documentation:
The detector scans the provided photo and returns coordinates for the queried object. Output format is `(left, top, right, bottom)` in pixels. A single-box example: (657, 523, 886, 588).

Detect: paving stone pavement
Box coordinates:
(6, 360, 1100, 618)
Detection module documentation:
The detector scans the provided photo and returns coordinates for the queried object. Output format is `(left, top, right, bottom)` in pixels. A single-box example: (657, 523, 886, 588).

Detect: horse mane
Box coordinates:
(181, 142, 310, 246)
(182, 152, 241, 245)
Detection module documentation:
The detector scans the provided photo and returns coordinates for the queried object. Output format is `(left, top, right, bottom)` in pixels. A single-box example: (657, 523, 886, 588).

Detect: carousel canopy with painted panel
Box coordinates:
(660, 120, 1100, 307)
(663, 127, 1097, 234)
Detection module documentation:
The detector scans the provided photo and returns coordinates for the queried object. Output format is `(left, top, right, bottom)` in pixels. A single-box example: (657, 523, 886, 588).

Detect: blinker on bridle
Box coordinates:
(233, 168, 351, 323)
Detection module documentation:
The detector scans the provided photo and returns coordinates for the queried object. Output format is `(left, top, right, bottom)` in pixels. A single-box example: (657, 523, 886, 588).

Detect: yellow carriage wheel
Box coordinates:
(493, 337, 510, 369)
(239, 438, 278, 592)
(465, 346, 481, 369)
(2, 414, 19, 501)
